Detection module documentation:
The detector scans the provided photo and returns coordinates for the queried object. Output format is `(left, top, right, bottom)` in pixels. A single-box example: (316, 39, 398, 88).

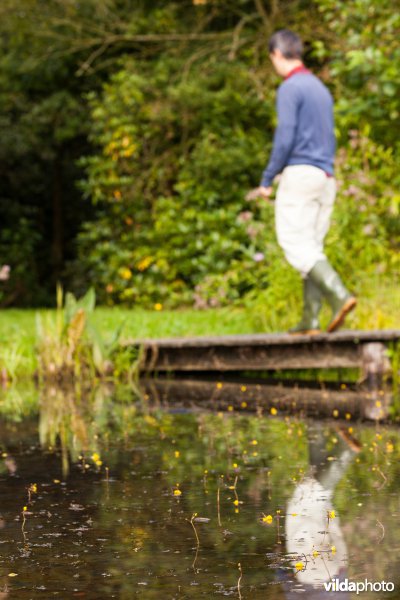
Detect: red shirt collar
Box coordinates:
(285, 64, 310, 80)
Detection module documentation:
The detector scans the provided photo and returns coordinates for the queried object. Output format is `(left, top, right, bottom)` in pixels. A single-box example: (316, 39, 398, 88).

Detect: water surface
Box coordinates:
(0, 384, 398, 598)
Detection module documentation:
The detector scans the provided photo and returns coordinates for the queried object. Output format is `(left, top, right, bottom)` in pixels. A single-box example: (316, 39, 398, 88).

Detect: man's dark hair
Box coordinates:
(269, 30, 303, 59)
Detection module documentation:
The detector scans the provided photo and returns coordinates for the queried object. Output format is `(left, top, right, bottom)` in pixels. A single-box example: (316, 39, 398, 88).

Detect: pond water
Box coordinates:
(0, 383, 399, 598)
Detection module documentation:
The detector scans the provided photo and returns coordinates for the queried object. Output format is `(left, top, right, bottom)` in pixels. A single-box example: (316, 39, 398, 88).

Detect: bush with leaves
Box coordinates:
(77, 57, 275, 307)
(316, 0, 400, 146)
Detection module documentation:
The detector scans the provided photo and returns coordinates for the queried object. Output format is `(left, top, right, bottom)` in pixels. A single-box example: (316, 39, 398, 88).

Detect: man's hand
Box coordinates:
(245, 186, 273, 202)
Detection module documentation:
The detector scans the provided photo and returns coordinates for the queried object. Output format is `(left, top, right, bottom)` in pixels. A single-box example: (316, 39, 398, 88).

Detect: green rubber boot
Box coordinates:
(308, 259, 357, 332)
(289, 276, 323, 335)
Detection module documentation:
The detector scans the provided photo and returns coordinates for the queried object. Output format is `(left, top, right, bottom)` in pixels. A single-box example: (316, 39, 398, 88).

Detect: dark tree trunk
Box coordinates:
(51, 153, 64, 283)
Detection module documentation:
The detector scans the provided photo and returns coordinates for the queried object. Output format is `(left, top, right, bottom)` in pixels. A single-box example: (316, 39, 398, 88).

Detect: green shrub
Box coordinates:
(76, 58, 274, 307)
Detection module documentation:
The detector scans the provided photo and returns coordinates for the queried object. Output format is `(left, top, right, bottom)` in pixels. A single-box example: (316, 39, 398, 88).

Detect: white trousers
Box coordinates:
(275, 165, 336, 276)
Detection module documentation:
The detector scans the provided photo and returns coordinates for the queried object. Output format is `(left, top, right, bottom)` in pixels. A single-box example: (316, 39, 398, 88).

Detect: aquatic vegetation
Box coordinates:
(237, 562, 243, 599)
(188, 513, 200, 571)
(35, 287, 136, 383)
(262, 514, 273, 524)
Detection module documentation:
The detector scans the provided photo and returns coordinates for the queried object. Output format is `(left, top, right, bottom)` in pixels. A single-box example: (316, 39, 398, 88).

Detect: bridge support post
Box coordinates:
(361, 342, 391, 420)
(361, 342, 391, 389)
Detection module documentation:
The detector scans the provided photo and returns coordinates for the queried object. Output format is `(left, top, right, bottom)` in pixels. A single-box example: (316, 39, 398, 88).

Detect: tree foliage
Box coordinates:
(0, 0, 398, 308)
(317, 0, 400, 146)
(77, 58, 275, 306)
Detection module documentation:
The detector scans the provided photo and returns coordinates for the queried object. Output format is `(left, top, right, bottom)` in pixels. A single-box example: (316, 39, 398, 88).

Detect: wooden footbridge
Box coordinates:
(128, 329, 399, 385)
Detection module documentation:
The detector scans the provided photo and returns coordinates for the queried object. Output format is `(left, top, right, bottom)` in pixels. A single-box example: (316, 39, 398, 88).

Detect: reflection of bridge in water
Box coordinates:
(140, 376, 391, 421)
(129, 329, 400, 420)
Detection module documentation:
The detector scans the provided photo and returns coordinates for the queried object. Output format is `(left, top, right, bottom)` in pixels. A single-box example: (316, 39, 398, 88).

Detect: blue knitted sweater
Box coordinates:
(260, 68, 336, 187)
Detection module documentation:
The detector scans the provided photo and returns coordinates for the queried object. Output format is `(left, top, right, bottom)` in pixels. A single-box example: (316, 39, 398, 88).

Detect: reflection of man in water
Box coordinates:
(280, 425, 360, 598)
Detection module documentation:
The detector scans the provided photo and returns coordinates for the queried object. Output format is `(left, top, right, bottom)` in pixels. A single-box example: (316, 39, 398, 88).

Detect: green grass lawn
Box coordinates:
(0, 280, 399, 381)
(0, 306, 258, 380)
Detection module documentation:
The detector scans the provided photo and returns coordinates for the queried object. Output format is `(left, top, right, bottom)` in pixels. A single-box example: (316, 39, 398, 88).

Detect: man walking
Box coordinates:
(247, 30, 356, 334)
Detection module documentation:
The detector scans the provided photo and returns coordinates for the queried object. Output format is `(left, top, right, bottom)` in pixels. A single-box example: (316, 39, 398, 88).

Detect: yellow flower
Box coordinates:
(23, 506, 27, 512)
(233, 499, 239, 506)
(174, 451, 180, 458)
(331, 545, 336, 554)
(241, 401, 247, 408)
(295, 562, 304, 571)
(312, 550, 319, 558)
(216, 382, 223, 389)
(119, 267, 132, 280)
(228, 405, 234, 411)
(154, 303, 163, 311)
(270, 407, 277, 415)
(386, 442, 394, 453)
(345, 413, 351, 420)
(137, 256, 153, 271)
(250, 440, 258, 445)
(262, 514, 273, 524)
(332, 409, 339, 418)
(328, 510, 336, 519)
(173, 489, 182, 496)
(91, 453, 100, 462)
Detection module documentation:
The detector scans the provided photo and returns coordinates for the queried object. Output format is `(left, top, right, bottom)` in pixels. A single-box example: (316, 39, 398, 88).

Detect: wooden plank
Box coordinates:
(125, 329, 400, 349)
(140, 340, 363, 371)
